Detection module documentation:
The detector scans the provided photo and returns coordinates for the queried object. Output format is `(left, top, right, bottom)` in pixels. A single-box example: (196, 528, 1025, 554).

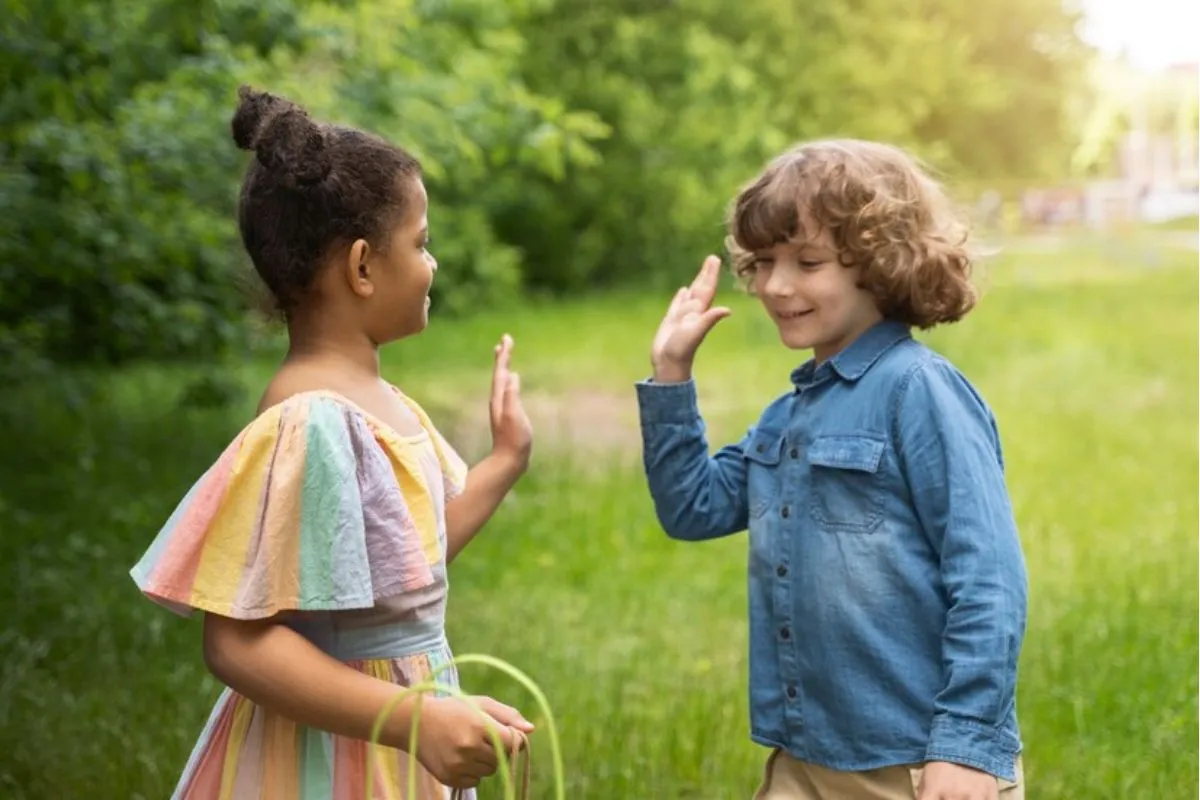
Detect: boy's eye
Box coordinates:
(737, 255, 775, 278)
(737, 260, 763, 277)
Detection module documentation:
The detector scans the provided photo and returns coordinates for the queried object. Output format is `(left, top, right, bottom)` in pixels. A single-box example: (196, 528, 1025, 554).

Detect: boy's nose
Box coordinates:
(762, 269, 794, 298)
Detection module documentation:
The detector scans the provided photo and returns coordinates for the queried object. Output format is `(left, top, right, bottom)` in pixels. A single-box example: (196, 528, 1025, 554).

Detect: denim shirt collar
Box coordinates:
(790, 319, 912, 389)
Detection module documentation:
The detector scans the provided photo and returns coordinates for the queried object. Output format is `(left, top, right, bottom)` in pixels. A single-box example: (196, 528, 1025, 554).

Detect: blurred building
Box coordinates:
(1072, 60, 1197, 229)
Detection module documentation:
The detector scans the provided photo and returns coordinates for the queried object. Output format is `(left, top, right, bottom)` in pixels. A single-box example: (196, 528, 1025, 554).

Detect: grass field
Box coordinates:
(0, 238, 1196, 799)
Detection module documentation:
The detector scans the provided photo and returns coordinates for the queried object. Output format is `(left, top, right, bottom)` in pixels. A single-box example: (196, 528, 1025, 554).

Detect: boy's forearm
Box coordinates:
(444, 451, 526, 562)
(636, 379, 749, 540)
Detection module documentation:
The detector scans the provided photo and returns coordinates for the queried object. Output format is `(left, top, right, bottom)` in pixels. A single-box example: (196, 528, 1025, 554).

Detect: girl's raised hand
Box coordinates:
(650, 255, 732, 383)
(489, 334, 532, 471)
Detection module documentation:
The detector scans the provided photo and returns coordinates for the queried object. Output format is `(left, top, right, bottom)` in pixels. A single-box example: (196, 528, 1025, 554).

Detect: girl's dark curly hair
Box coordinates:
(231, 85, 422, 316)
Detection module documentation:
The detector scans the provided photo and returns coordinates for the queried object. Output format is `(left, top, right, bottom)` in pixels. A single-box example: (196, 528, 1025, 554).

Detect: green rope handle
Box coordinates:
(430, 655, 564, 800)
(364, 653, 565, 800)
(365, 680, 511, 800)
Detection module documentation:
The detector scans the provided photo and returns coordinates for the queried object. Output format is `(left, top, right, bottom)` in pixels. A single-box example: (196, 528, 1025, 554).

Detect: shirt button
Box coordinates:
(776, 564, 788, 578)
(780, 627, 791, 640)
(786, 685, 797, 699)
(756, 443, 765, 453)
(790, 447, 799, 459)
(781, 505, 790, 519)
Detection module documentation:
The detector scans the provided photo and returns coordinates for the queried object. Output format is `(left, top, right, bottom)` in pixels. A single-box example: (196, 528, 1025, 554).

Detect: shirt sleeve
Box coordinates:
(893, 358, 1028, 781)
(635, 378, 750, 541)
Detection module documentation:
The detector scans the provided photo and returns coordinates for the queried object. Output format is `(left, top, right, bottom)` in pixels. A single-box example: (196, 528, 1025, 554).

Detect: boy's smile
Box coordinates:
(752, 228, 882, 362)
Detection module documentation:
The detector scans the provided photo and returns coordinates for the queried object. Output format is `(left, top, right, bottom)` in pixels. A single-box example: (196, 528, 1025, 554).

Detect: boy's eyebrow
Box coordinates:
(789, 238, 835, 256)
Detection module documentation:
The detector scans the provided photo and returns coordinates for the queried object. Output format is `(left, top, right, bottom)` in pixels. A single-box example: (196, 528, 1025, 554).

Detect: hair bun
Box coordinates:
(231, 85, 332, 188)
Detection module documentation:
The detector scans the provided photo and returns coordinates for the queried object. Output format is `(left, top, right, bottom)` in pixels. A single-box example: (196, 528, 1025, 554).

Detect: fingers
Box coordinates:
(688, 255, 722, 305)
(669, 256, 719, 318)
(499, 333, 513, 370)
(490, 334, 512, 425)
(471, 718, 519, 767)
(461, 758, 495, 782)
(689, 254, 717, 288)
(665, 286, 689, 322)
(444, 748, 496, 788)
(475, 696, 535, 732)
(700, 305, 732, 331)
(458, 726, 525, 785)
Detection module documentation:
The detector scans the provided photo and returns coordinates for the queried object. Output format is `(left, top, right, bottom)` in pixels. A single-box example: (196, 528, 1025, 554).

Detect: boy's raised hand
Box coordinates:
(650, 255, 732, 383)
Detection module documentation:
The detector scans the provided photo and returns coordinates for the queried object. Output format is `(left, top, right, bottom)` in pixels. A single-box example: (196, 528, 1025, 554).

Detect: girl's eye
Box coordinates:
(799, 260, 823, 269)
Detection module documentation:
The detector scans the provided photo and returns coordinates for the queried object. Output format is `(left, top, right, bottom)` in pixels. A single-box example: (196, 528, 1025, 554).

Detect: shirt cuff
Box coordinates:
(925, 715, 1021, 782)
(634, 378, 701, 426)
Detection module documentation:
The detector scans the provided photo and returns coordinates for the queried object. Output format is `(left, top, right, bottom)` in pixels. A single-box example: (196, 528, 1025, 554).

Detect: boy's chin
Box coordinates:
(777, 330, 816, 351)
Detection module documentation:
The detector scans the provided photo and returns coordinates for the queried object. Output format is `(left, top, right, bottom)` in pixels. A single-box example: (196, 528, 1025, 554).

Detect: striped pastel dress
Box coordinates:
(130, 388, 473, 799)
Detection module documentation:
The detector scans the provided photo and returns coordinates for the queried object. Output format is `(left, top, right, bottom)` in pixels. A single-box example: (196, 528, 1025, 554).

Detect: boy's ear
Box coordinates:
(344, 238, 375, 299)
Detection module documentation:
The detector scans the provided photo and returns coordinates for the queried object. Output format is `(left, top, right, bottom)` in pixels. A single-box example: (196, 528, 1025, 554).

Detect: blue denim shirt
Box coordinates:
(635, 320, 1027, 781)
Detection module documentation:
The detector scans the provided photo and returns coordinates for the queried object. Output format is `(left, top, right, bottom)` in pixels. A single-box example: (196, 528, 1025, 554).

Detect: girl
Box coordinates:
(636, 140, 1028, 800)
(130, 86, 535, 799)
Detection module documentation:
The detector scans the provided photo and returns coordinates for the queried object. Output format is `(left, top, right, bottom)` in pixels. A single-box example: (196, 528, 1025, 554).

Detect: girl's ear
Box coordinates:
(344, 238, 375, 299)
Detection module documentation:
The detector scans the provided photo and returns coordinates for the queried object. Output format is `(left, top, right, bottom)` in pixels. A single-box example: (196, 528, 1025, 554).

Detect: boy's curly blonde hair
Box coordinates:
(726, 139, 978, 329)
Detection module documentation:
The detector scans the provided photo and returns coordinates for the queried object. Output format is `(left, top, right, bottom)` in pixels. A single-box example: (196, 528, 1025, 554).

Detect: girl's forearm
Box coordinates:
(443, 451, 525, 562)
(202, 613, 419, 750)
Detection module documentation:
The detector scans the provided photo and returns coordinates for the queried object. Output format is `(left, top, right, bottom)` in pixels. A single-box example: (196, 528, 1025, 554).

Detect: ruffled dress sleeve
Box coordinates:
(391, 387, 469, 501)
(129, 392, 442, 620)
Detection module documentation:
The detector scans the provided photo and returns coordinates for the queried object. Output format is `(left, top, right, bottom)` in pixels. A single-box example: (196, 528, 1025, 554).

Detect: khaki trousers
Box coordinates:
(753, 749, 1024, 800)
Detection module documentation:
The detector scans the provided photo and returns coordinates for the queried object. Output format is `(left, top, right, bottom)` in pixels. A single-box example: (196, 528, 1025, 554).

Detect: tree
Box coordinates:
(0, 0, 608, 373)
(1, 0, 319, 372)
(496, 0, 1089, 294)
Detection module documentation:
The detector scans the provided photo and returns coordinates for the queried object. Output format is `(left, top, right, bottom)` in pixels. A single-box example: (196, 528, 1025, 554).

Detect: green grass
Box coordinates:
(1, 239, 1196, 798)
(1148, 214, 1199, 233)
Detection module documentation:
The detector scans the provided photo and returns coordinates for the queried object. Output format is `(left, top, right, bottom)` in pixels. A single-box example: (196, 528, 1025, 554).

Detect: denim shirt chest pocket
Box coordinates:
(806, 434, 887, 534)
(744, 429, 785, 519)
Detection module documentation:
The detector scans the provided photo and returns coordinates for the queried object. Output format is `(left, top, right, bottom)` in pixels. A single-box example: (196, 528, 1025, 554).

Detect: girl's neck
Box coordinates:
(284, 320, 381, 380)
